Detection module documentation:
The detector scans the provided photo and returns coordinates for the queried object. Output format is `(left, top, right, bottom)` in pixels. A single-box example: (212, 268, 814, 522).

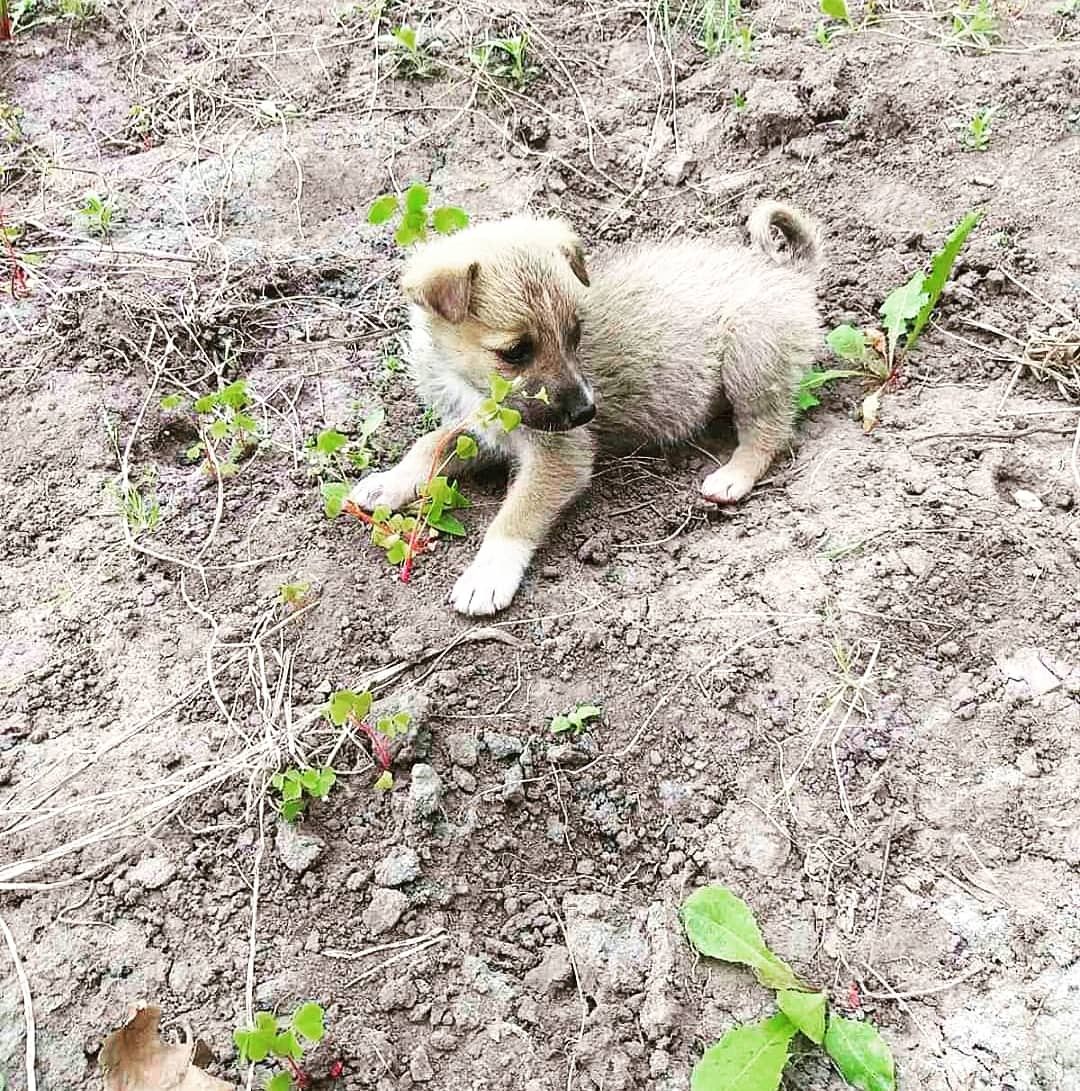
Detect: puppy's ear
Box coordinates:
(561, 240, 590, 287)
(402, 259, 479, 323)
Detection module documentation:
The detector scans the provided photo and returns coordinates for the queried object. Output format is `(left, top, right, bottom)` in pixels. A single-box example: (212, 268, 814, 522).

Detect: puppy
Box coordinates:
(349, 201, 823, 616)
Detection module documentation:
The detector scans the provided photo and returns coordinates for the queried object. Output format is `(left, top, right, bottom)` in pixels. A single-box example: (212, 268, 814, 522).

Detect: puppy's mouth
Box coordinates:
(517, 398, 596, 433)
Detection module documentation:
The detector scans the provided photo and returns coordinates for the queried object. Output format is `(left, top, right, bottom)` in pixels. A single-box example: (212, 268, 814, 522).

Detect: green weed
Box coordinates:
(305, 408, 384, 481)
(473, 33, 538, 86)
(368, 182, 468, 247)
(388, 25, 435, 78)
(325, 689, 411, 789)
(699, 0, 744, 56)
(0, 102, 23, 143)
(802, 210, 983, 430)
(163, 380, 260, 477)
(74, 191, 121, 237)
(279, 581, 311, 608)
(108, 478, 161, 538)
(270, 766, 336, 823)
(683, 885, 895, 1091)
(732, 89, 747, 110)
(57, 0, 96, 20)
(962, 105, 996, 150)
(234, 1003, 327, 1091)
(550, 704, 602, 737)
(948, 0, 1001, 50)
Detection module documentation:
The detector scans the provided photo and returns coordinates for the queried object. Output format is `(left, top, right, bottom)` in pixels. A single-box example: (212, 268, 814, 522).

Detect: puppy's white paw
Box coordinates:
(701, 463, 756, 504)
(347, 468, 418, 513)
(451, 538, 532, 617)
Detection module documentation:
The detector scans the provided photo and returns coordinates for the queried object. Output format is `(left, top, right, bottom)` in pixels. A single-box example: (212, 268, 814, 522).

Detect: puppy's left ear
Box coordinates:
(402, 258, 479, 324)
(561, 239, 590, 287)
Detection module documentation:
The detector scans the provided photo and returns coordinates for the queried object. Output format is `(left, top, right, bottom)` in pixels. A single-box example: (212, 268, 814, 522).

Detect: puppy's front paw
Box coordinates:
(451, 538, 532, 617)
(347, 469, 418, 513)
(701, 463, 756, 504)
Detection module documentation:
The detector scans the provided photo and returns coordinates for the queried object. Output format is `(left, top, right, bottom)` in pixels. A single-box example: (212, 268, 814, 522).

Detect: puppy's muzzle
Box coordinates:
(562, 383, 595, 429)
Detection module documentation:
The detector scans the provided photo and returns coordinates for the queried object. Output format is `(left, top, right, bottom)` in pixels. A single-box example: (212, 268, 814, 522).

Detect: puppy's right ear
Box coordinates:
(401, 259, 479, 324)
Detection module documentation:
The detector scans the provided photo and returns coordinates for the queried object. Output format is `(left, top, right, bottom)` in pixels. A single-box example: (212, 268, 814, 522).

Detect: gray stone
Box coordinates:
(723, 803, 791, 877)
(377, 975, 418, 1011)
(409, 1045, 434, 1082)
(662, 152, 697, 186)
(364, 888, 408, 936)
(389, 628, 426, 660)
(409, 764, 443, 818)
(128, 854, 176, 890)
(744, 79, 811, 147)
(1012, 488, 1043, 510)
(374, 847, 422, 887)
(523, 945, 574, 995)
(448, 733, 479, 768)
(502, 763, 526, 806)
(275, 822, 326, 874)
(485, 731, 524, 760)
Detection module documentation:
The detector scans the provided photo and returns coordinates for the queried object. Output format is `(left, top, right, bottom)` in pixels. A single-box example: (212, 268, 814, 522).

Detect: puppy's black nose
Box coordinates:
(568, 402, 596, 427)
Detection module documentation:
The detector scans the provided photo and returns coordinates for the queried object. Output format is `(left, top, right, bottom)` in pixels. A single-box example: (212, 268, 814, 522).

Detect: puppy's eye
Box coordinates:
(496, 337, 533, 366)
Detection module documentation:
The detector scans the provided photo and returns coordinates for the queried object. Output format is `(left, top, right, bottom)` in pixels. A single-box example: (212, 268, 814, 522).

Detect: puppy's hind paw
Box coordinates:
(347, 469, 418, 513)
(700, 463, 757, 504)
(450, 537, 532, 617)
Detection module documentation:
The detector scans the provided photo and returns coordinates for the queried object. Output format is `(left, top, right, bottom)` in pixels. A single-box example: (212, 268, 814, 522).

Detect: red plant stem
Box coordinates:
(0, 3, 11, 41)
(352, 717, 391, 770)
(0, 207, 27, 297)
(284, 1057, 310, 1089)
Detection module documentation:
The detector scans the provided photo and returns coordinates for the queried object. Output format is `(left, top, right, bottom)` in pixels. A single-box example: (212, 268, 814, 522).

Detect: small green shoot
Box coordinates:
(0, 102, 23, 143)
(270, 767, 336, 823)
(108, 478, 161, 539)
(804, 210, 983, 431)
(550, 704, 602, 737)
(699, 0, 746, 57)
(279, 581, 311, 608)
(325, 689, 412, 786)
(170, 380, 260, 477)
(234, 1003, 326, 1090)
(305, 408, 384, 481)
(962, 106, 996, 151)
(948, 0, 1001, 51)
(682, 885, 895, 1091)
(74, 191, 121, 237)
(732, 89, 747, 109)
(473, 33, 538, 86)
(368, 183, 469, 248)
(389, 25, 435, 78)
(820, 0, 852, 24)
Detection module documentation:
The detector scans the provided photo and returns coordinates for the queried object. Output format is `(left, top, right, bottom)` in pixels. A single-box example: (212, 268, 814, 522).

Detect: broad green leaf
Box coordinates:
(824, 1017, 895, 1091)
(209, 419, 229, 441)
(271, 1029, 302, 1060)
(368, 194, 398, 224)
(281, 798, 305, 822)
(432, 205, 469, 235)
(267, 1074, 292, 1091)
(322, 481, 349, 519)
(455, 434, 479, 460)
(777, 990, 827, 1045)
(826, 325, 867, 361)
(395, 222, 422, 247)
(220, 380, 249, 409)
(185, 443, 204, 462)
(489, 373, 512, 401)
(193, 394, 216, 414)
(574, 704, 602, 724)
(404, 184, 429, 213)
(691, 1013, 797, 1091)
(797, 388, 822, 412)
(160, 393, 184, 410)
(551, 715, 572, 733)
(820, 0, 849, 22)
(314, 768, 336, 796)
(682, 886, 804, 991)
(374, 770, 394, 790)
(372, 504, 391, 523)
(386, 540, 408, 565)
(292, 1002, 325, 1043)
(281, 777, 303, 802)
(299, 768, 321, 792)
(316, 428, 349, 456)
(392, 25, 417, 50)
(327, 689, 372, 725)
(429, 512, 466, 536)
(269, 772, 284, 789)
(360, 407, 386, 439)
(907, 210, 983, 350)
(498, 406, 521, 432)
(233, 412, 258, 434)
(880, 273, 927, 363)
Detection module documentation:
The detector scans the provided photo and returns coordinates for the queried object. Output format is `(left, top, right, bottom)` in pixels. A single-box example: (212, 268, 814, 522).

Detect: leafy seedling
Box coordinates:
(279, 581, 311, 608)
(305, 408, 384, 481)
(683, 885, 895, 1091)
(474, 33, 538, 86)
(962, 106, 996, 150)
(325, 688, 411, 787)
(368, 183, 469, 248)
(270, 766, 336, 823)
(0, 102, 23, 143)
(388, 24, 435, 78)
(108, 478, 161, 539)
(550, 703, 602, 737)
(74, 191, 121, 237)
(167, 380, 261, 477)
(234, 1003, 327, 1090)
(698, 0, 745, 56)
(948, 0, 1001, 51)
(804, 210, 983, 431)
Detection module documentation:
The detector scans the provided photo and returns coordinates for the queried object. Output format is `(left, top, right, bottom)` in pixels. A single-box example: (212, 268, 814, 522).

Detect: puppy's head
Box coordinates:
(401, 216, 594, 432)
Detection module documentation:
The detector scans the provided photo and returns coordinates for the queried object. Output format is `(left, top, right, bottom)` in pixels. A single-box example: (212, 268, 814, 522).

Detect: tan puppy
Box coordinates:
(349, 201, 823, 616)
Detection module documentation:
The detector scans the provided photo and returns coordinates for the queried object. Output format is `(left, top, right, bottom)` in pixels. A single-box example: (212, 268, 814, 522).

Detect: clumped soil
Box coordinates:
(1, 2, 1079, 1089)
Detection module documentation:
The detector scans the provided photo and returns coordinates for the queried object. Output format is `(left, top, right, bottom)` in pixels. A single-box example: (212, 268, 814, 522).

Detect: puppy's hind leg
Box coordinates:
(451, 433, 594, 617)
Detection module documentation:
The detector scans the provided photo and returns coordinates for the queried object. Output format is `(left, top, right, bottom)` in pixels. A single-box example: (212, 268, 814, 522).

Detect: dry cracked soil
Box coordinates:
(1, 1, 1080, 1089)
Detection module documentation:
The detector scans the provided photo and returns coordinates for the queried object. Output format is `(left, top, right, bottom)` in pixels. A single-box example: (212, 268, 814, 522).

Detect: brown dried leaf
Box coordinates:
(100, 1007, 235, 1091)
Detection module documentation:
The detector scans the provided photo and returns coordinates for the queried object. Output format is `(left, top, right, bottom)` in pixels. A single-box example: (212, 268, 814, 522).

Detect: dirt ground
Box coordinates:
(2, 0, 1079, 1088)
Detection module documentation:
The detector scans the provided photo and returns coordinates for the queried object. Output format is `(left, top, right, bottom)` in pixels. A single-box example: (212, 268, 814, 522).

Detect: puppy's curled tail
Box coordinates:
(748, 200, 824, 276)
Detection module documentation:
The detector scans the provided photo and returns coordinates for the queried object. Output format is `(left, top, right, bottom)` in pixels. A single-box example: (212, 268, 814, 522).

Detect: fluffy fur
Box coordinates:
(349, 202, 824, 615)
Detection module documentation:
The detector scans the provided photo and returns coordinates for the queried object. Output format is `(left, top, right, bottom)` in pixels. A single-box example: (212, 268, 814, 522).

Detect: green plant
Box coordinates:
(368, 183, 469, 247)
(325, 689, 412, 788)
(820, 0, 852, 23)
(683, 885, 895, 1091)
(109, 478, 161, 538)
(279, 581, 311, 608)
(388, 24, 435, 78)
(0, 0, 10, 38)
(803, 209, 983, 431)
(305, 408, 384, 481)
(234, 1003, 326, 1090)
(165, 380, 260, 477)
(58, 0, 97, 20)
(0, 102, 23, 143)
(473, 33, 538, 86)
(699, 0, 744, 55)
(962, 106, 996, 150)
(74, 191, 121, 237)
(948, 0, 1001, 50)
(270, 766, 336, 822)
(550, 703, 602, 737)
(732, 89, 747, 109)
